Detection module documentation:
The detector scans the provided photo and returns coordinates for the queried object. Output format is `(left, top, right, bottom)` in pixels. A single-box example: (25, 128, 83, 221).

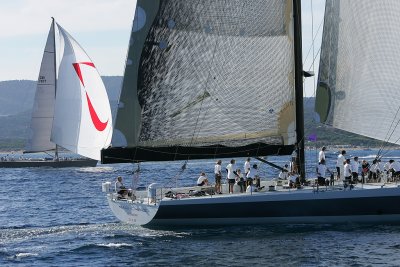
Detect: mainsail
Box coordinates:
(316, 0, 400, 145)
(104, 0, 298, 163)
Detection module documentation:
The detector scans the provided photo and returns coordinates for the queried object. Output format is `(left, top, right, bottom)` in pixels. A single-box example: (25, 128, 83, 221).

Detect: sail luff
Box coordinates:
(52, 18, 59, 160)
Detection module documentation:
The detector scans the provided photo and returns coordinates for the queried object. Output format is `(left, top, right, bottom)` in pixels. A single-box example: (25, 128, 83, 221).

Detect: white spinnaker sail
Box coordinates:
(51, 24, 112, 160)
(25, 21, 57, 153)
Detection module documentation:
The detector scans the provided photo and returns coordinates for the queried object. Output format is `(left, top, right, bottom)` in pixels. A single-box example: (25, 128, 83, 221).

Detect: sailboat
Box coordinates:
(0, 18, 113, 168)
(101, 0, 400, 226)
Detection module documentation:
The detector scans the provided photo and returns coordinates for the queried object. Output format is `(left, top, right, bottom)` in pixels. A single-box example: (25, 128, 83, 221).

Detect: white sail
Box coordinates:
(316, 0, 400, 145)
(25, 21, 57, 153)
(50, 23, 113, 160)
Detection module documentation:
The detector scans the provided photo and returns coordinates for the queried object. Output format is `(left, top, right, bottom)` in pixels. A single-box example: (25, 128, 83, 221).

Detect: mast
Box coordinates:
(51, 17, 59, 161)
(293, 0, 305, 179)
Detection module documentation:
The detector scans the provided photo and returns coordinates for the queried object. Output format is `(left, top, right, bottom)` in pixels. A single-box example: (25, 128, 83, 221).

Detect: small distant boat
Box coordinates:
(0, 18, 113, 168)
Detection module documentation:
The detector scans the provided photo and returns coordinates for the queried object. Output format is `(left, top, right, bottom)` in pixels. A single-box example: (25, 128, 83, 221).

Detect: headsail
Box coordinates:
(104, 0, 297, 163)
(25, 20, 57, 153)
(50, 23, 113, 160)
(316, 0, 400, 145)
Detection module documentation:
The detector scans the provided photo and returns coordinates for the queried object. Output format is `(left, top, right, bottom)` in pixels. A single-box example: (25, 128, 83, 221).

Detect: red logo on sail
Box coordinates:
(73, 62, 108, 131)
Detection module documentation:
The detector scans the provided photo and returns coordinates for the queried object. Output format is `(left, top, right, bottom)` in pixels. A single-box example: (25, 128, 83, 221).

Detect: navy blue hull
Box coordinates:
(154, 196, 399, 219)
(148, 188, 400, 226)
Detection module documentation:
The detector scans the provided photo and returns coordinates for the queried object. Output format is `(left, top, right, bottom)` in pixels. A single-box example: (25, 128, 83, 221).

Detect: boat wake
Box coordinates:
(0, 222, 191, 246)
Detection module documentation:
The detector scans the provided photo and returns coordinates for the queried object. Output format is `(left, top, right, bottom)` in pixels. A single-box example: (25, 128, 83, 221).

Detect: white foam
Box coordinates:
(97, 243, 132, 248)
(15, 252, 38, 258)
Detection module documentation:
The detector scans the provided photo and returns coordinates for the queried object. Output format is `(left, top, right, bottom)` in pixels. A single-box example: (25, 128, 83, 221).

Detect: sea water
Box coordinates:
(1, 149, 400, 266)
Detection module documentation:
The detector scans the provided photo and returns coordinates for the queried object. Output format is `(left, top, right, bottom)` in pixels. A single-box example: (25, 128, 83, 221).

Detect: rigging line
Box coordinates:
(168, 146, 188, 188)
(303, 46, 321, 109)
(378, 130, 400, 158)
(166, 159, 188, 189)
(377, 105, 400, 156)
(306, 46, 321, 72)
(310, 0, 317, 100)
(303, 17, 323, 65)
(310, 0, 315, 71)
(132, 162, 140, 193)
(379, 129, 400, 158)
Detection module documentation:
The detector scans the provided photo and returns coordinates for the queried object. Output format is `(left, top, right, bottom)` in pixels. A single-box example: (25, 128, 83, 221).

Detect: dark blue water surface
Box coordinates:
(2, 149, 400, 266)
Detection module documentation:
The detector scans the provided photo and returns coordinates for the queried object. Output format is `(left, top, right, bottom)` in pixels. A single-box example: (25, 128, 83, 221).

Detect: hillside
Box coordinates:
(0, 77, 122, 117)
(0, 80, 387, 150)
(0, 80, 36, 115)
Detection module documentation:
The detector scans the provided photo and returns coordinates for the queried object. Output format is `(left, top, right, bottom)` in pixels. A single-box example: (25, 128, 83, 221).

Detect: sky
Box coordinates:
(0, 0, 325, 97)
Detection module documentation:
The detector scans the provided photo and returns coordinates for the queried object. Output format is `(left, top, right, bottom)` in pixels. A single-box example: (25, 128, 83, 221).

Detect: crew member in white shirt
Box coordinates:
(214, 160, 222, 194)
(344, 158, 352, 185)
(115, 176, 128, 197)
(319, 146, 326, 163)
(244, 158, 251, 176)
(369, 159, 380, 182)
(336, 150, 346, 180)
(226, 159, 237, 194)
(351, 156, 359, 183)
(246, 164, 258, 187)
(197, 172, 208, 186)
